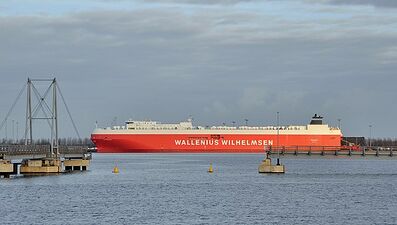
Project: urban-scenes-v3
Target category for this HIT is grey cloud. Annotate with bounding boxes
[142,0,260,5]
[322,0,397,8]
[0,7,397,138]
[97,0,397,8]
[94,0,264,5]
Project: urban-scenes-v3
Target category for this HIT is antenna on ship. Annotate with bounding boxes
[111,117,117,127]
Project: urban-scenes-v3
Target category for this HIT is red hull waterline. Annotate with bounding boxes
[91,134,342,153]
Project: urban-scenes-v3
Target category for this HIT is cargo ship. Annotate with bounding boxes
[91,114,342,153]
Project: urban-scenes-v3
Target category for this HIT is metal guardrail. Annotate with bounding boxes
[267,146,397,152]
[0,145,89,155]
[268,146,345,152]
[267,145,397,157]
[58,146,90,154]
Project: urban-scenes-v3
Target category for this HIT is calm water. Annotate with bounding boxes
[1,154,397,225]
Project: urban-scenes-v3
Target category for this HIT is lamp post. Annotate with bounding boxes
[369,125,372,147]
[337,118,341,130]
[5,118,7,141]
[244,119,248,126]
[16,121,19,144]
[12,119,14,144]
[277,112,280,148]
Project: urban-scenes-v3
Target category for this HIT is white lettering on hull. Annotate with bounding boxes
[174,139,273,146]
[174,139,220,146]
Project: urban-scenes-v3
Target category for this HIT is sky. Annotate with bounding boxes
[0,0,396,139]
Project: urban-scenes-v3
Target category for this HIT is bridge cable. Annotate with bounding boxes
[0,83,27,132]
[57,83,81,140]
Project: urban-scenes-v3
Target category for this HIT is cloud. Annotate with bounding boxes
[142,0,260,4]
[0,3,397,137]
[377,46,397,64]
[141,0,397,8]
[319,0,397,8]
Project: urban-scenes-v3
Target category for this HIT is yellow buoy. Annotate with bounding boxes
[112,166,119,174]
[208,163,213,173]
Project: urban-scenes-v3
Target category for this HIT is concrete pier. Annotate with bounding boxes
[0,145,91,177]
[64,159,90,171]
[258,158,285,173]
[0,160,15,178]
[20,159,62,174]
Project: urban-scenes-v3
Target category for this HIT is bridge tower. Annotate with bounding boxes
[24,78,59,156]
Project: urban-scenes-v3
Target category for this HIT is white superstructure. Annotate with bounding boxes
[96,116,342,136]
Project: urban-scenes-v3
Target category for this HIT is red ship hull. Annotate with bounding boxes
[91,133,342,153]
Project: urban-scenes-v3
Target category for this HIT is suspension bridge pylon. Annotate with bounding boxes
[24,78,59,156]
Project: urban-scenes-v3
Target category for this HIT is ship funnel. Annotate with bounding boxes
[310,114,323,125]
